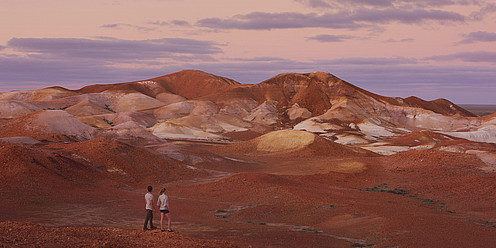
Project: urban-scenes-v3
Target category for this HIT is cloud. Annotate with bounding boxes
[296,0,485,9]
[225,57,290,62]
[426,51,496,63]
[7,37,223,62]
[384,38,415,43]
[197,12,365,30]
[101,23,155,32]
[171,20,190,26]
[0,55,162,85]
[0,37,223,89]
[470,3,496,20]
[197,8,465,30]
[148,20,190,26]
[0,45,5,50]
[296,0,394,8]
[404,0,485,8]
[101,24,124,28]
[168,54,217,62]
[294,0,332,8]
[334,64,496,104]
[320,57,418,65]
[148,21,169,26]
[351,8,465,24]
[295,0,496,25]
[307,34,356,42]
[456,31,496,44]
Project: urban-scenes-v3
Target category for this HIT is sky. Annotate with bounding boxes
[1,0,496,104]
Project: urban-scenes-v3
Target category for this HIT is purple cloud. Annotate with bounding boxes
[0,55,162,85]
[352,8,465,24]
[148,21,169,26]
[307,34,356,42]
[297,0,485,8]
[320,57,418,65]
[197,12,366,30]
[197,9,465,30]
[426,51,496,63]
[403,0,484,7]
[456,31,496,44]
[384,38,415,43]
[148,20,190,26]
[171,20,190,26]
[226,57,290,62]
[0,36,222,91]
[470,3,496,20]
[294,0,332,8]
[101,24,121,28]
[101,23,155,31]
[295,0,394,8]
[7,37,223,61]
[356,0,395,7]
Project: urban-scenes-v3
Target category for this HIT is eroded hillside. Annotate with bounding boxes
[1,70,495,247]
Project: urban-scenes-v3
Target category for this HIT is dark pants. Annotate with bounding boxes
[144,209,154,229]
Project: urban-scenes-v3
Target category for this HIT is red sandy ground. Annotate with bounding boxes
[1,139,496,247]
[0,221,235,248]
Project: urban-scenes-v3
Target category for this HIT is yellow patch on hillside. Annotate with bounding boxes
[255,130,315,152]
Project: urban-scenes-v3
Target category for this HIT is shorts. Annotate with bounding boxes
[160,209,170,214]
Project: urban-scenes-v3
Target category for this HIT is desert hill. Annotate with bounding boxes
[2,69,496,247]
[0,110,95,142]
[209,130,379,175]
[200,71,480,143]
[215,129,373,157]
[79,70,240,99]
[0,86,77,102]
[0,100,40,118]
[0,70,489,145]
[403,96,475,117]
[0,137,202,195]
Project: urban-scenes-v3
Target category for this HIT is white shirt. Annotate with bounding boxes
[157,194,169,210]
[145,193,154,210]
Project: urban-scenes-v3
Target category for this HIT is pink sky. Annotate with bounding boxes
[1,0,496,104]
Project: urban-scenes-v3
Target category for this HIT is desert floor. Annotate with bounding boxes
[1,138,495,248]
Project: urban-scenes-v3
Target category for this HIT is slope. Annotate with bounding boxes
[78,70,240,100]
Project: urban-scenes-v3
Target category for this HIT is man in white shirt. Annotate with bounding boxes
[143,186,157,231]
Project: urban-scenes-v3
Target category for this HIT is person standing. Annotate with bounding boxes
[143,186,157,231]
[157,188,173,232]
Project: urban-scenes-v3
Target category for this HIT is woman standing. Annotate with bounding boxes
[157,188,172,232]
